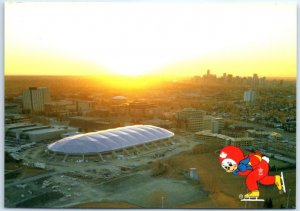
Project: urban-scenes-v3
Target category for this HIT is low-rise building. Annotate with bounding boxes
[128,100,157,118]
[247,129,270,139]
[221,129,247,138]
[195,130,254,147]
[21,127,69,142]
[5,123,78,142]
[195,130,234,146]
[6,124,49,140]
[68,116,110,132]
[44,100,76,117]
[5,114,30,124]
[176,108,208,132]
[231,137,255,147]
[5,103,22,114]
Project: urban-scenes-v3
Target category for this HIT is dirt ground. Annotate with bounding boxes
[155,143,296,209]
[149,143,246,208]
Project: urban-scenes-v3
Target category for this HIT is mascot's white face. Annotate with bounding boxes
[221,158,238,173]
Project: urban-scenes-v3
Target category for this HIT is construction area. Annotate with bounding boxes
[5,130,211,208]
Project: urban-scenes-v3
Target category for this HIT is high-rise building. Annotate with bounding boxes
[211,117,224,133]
[243,90,256,102]
[22,87,50,113]
[253,73,259,86]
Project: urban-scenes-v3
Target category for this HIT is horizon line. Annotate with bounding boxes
[4,74,297,79]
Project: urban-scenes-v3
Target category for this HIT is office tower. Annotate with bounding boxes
[243,90,256,102]
[22,87,50,113]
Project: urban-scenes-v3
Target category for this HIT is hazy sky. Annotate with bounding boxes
[5,1,297,77]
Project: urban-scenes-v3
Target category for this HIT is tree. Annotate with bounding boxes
[263,198,273,208]
[268,198,273,208]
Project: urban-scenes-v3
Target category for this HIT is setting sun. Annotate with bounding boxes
[5,2,296,78]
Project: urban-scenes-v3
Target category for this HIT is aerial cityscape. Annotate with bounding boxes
[5,72,296,208]
[4,1,296,209]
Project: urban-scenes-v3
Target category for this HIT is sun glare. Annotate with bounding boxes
[4,2,296,78]
[110,69,150,76]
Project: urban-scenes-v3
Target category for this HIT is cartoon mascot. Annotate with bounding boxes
[219,145,283,198]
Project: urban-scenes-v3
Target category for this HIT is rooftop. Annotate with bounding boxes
[195,130,235,141]
[24,127,67,135]
[48,125,174,154]
[5,123,36,131]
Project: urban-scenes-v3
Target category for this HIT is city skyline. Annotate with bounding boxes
[5,1,296,78]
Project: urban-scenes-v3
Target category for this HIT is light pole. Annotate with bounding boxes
[286,188,291,208]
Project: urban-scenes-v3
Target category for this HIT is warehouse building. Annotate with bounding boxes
[21,127,71,142]
[5,123,78,143]
[47,125,175,162]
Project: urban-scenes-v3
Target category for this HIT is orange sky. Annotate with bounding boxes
[5,2,297,78]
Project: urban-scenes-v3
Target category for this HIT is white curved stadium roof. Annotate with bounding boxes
[47,125,174,154]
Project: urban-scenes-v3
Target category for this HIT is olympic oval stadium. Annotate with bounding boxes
[47,125,175,161]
